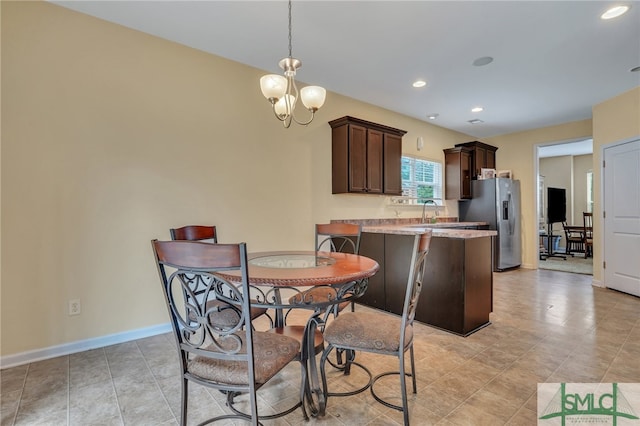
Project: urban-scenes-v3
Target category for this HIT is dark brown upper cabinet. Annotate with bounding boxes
[444,147,472,200]
[454,141,498,179]
[330,116,406,195]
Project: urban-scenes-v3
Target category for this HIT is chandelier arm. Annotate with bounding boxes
[270,106,287,122]
[291,110,316,126]
[288,76,313,125]
[287,75,299,112]
[287,75,314,126]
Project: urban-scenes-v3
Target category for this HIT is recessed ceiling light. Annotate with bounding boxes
[427,113,439,120]
[468,119,484,124]
[472,56,494,67]
[471,106,484,113]
[413,80,427,88]
[631,66,640,72]
[601,5,630,19]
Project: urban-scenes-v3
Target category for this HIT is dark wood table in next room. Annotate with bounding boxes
[216,250,379,418]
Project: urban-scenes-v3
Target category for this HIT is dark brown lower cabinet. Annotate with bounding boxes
[358,232,493,336]
[357,232,386,310]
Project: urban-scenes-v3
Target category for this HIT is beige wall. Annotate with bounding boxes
[0,2,472,357]
[592,87,640,284]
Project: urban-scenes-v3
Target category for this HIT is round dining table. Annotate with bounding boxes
[218,250,379,321]
[234,250,378,284]
[216,250,379,418]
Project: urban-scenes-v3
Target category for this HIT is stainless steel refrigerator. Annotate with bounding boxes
[458,178,521,271]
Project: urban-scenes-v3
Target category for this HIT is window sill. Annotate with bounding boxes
[388,197,443,207]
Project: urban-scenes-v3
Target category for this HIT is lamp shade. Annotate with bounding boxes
[274,94,296,117]
[260,74,287,100]
[300,86,326,110]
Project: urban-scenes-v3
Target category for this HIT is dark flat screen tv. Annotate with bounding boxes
[547,187,566,224]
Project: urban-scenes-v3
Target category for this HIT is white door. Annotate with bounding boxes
[603,138,640,296]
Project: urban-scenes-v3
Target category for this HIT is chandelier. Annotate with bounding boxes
[259,0,326,128]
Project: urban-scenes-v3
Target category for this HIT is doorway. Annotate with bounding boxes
[536,139,593,275]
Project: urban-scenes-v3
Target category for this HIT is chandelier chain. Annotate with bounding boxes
[287,0,293,58]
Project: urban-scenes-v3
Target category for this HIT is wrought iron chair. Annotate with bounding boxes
[151,240,305,425]
[583,212,593,258]
[289,223,362,317]
[562,222,584,256]
[315,223,361,254]
[170,225,268,323]
[170,225,218,243]
[319,231,432,426]
[285,223,361,369]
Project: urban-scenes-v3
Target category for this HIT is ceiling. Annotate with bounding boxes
[52,1,640,139]
[538,139,593,158]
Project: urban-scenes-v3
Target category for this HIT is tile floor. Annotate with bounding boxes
[2,268,640,425]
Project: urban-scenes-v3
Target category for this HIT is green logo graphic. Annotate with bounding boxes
[539,383,639,425]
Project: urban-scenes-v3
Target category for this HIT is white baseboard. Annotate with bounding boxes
[592,278,604,288]
[0,323,171,369]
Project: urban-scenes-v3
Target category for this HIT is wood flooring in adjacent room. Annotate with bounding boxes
[1,268,639,425]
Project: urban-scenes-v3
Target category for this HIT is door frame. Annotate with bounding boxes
[533,138,593,270]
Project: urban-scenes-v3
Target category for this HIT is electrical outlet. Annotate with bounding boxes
[68,299,81,316]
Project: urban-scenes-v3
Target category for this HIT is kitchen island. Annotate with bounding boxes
[333,219,496,336]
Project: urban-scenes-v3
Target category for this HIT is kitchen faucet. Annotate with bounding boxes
[421,199,437,223]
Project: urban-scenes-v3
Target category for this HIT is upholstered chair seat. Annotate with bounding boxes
[289,286,352,312]
[188,331,299,385]
[323,311,412,353]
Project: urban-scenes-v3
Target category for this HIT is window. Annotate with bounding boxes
[401,156,443,204]
[586,171,594,213]
[538,174,545,230]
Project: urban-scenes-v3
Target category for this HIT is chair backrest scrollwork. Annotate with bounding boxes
[315,223,361,254]
[152,240,254,365]
[403,232,432,329]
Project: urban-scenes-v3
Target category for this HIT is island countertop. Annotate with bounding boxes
[362,225,496,239]
[331,219,496,239]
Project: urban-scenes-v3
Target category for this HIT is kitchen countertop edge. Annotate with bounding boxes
[361,225,496,239]
[330,219,496,239]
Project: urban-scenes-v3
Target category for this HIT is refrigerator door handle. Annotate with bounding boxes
[507,193,514,235]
